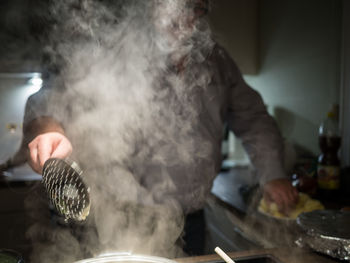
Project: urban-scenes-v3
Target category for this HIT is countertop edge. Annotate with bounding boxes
[175,247,338,263]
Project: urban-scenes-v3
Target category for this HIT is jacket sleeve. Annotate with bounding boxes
[23,89,52,127]
[3,88,66,168]
[224,55,286,185]
[22,88,66,142]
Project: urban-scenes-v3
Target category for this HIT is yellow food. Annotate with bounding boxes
[258,193,324,219]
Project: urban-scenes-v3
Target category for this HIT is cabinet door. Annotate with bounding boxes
[341,0,350,167]
[0,185,37,258]
[208,0,259,75]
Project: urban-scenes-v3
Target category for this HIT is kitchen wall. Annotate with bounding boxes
[0,74,41,161]
[209,0,259,75]
[244,0,342,156]
[341,1,350,167]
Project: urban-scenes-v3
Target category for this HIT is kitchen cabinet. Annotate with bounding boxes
[204,198,259,253]
[0,0,42,72]
[0,181,40,259]
[341,0,350,167]
[208,0,259,75]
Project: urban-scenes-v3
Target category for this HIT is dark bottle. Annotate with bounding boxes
[317,110,341,199]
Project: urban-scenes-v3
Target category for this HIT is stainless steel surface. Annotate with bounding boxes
[1,164,41,182]
[211,168,258,213]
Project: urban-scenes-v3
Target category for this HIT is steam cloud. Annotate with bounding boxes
[25,0,216,262]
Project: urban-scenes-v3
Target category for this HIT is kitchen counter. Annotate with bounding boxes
[0,163,41,185]
[177,247,340,263]
[205,168,349,261]
[205,194,301,250]
[0,164,41,259]
[207,168,301,249]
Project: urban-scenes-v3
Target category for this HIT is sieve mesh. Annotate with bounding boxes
[42,158,90,221]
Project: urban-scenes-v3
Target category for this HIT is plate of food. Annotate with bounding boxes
[258,192,324,220]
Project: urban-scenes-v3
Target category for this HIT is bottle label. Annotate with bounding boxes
[317,165,340,190]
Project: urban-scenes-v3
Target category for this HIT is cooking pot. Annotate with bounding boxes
[0,249,24,263]
[74,253,178,263]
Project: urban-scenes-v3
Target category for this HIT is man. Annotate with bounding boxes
[21,0,297,257]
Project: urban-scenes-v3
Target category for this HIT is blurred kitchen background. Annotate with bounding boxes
[0,0,348,164]
[0,0,349,261]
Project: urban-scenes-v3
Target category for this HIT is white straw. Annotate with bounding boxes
[214,247,236,263]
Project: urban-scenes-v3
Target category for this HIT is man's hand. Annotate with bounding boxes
[28,132,73,174]
[263,178,298,215]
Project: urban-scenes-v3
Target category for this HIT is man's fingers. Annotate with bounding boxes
[281,188,298,214]
[27,132,73,174]
[28,141,41,173]
[37,136,53,168]
[51,138,72,159]
[28,141,38,165]
[263,178,300,215]
[28,152,42,174]
[284,186,298,209]
[269,189,292,215]
[276,192,289,214]
[292,187,299,202]
[263,192,273,204]
[288,188,298,205]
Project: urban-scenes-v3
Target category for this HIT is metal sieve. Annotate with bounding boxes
[42,158,90,222]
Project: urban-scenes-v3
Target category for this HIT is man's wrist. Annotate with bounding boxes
[23,116,65,144]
